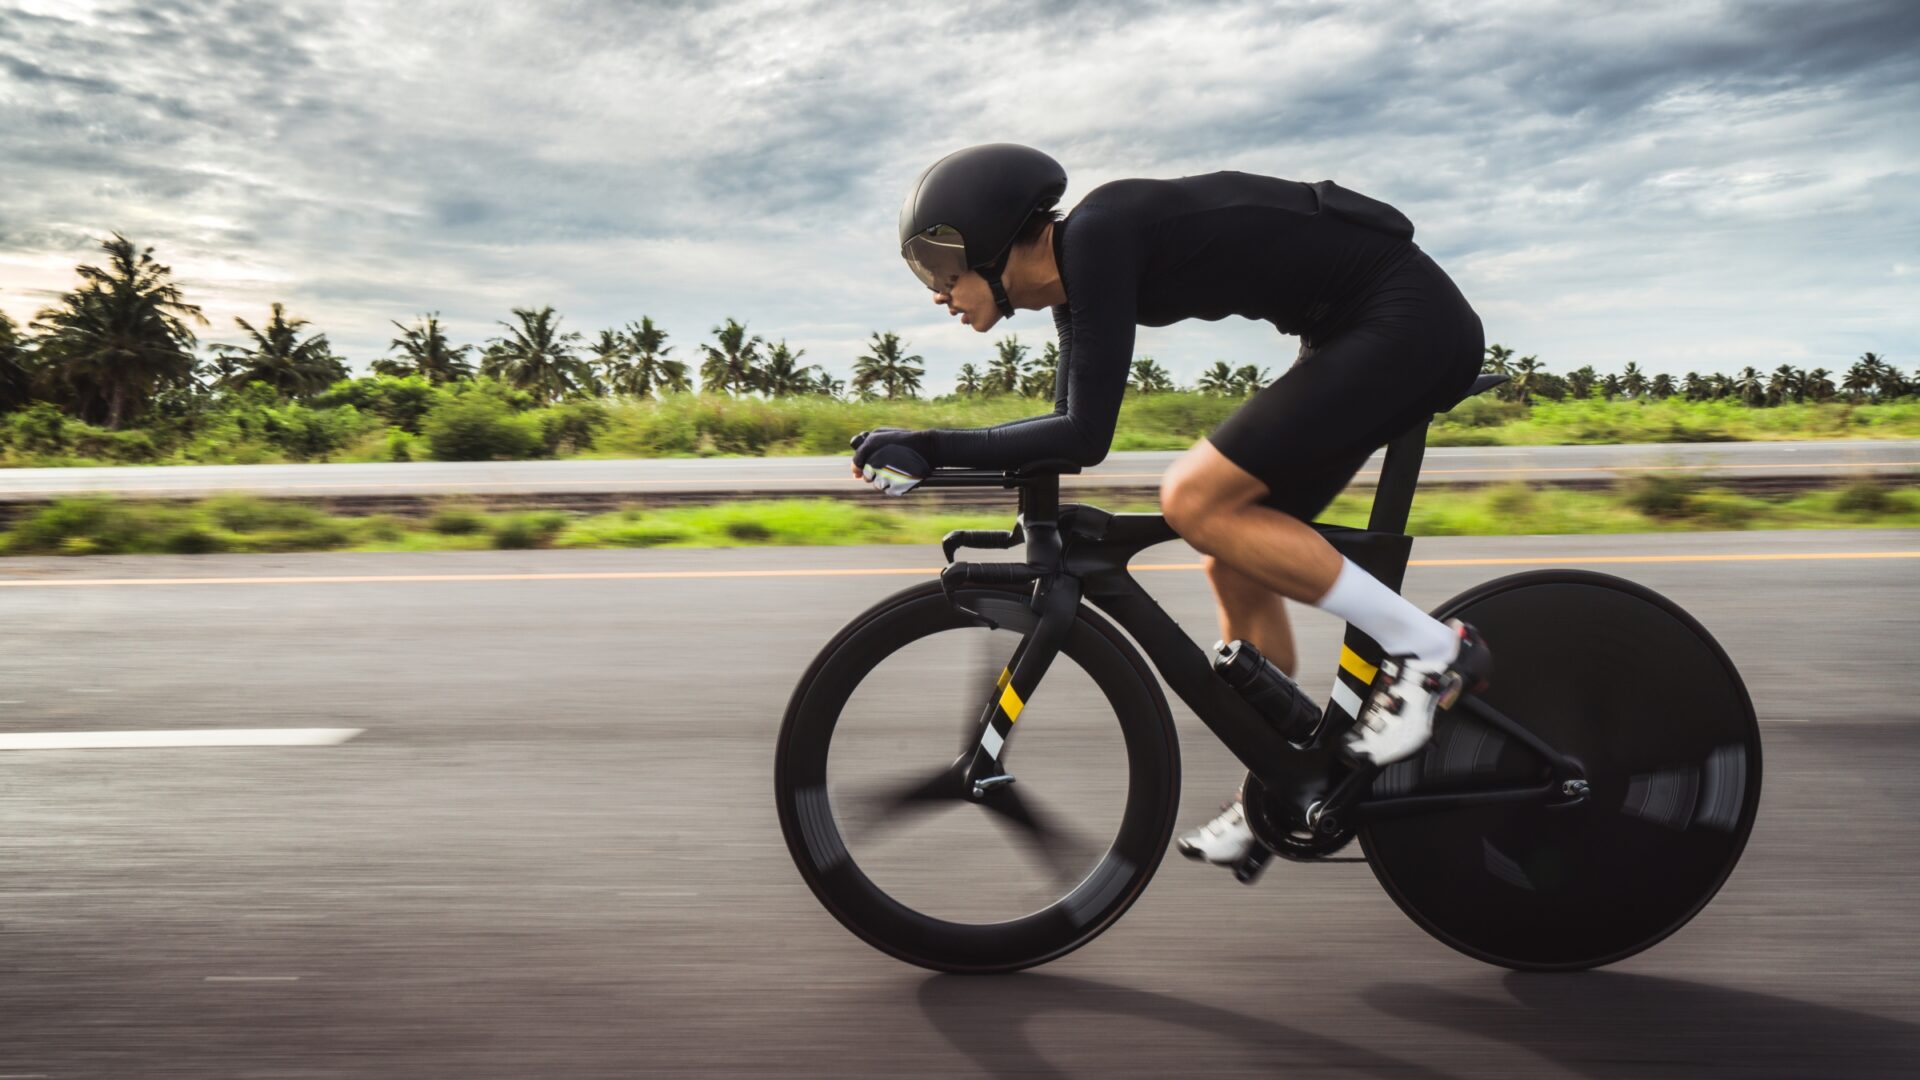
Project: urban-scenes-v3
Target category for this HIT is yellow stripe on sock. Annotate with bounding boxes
[1339,645,1378,685]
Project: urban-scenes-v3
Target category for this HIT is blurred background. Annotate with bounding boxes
[0,1,1916,1076]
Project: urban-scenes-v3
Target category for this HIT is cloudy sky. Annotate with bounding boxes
[1,0,1915,389]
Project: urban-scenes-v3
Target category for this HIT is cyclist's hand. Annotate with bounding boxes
[849,429,933,496]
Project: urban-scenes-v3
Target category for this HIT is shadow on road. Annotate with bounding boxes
[1365,972,1920,1079]
[918,972,1452,1079]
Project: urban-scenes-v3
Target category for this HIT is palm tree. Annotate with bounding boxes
[481,305,591,404]
[757,340,820,396]
[1483,343,1515,375]
[584,328,630,396]
[1649,373,1675,400]
[852,332,924,400]
[698,318,764,395]
[1681,371,1709,401]
[1708,373,1735,400]
[212,303,349,399]
[1567,365,1598,400]
[1766,364,1798,405]
[954,363,987,397]
[614,317,689,397]
[29,233,205,429]
[1865,352,1905,398]
[1020,341,1060,398]
[1842,357,1877,401]
[1509,354,1546,404]
[0,309,32,412]
[1230,364,1271,397]
[1620,362,1648,399]
[988,335,1027,395]
[1804,367,1835,401]
[376,313,473,383]
[1734,366,1764,406]
[812,371,846,398]
[1129,356,1175,394]
[1196,361,1236,396]
[1601,373,1622,399]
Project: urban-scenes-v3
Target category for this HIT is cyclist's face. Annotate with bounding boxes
[932,269,999,333]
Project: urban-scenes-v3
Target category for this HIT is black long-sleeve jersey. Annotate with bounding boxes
[923,171,1417,470]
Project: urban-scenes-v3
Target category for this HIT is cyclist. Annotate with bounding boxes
[855,144,1491,870]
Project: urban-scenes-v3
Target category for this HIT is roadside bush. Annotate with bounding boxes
[72,427,161,462]
[4,498,153,555]
[316,375,438,433]
[421,393,539,460]
[261,401,364,460]
[158,524,228,554]
[1486,483,1538,517]
[205,494,327,533]
[384,428,419,462]
[1621,474,1697,519]
[4,402,71,455]
[428,505,487,535]
[1835,479,1891,515]
[531,400,610,456]
[490,511,567,549]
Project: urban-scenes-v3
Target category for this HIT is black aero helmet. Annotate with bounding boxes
[899,143,1066,316]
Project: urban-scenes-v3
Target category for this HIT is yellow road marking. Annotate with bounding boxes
[999,683,1025,724]
[0,550,1914,589]
[1338,645,1379,684]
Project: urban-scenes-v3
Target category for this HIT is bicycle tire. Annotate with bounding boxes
[775,580,1180,973]
[1359,570,1762,971]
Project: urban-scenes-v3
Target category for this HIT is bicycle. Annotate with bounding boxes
[774,374,1761,973]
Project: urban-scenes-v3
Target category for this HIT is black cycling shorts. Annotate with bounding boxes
[1207,248,1483,520]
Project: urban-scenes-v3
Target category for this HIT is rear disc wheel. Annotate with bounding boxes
[1359,570,1762,970]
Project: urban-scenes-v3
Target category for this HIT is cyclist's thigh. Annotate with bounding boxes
[1208,267,1481,520]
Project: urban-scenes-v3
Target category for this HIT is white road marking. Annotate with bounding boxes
[203,975,300,983]
[0,728,362,751]
[68,688,115,694]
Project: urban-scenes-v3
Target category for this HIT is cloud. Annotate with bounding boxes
[0,0,1915,390]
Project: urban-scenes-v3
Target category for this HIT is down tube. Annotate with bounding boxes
[1087,575,1337,812]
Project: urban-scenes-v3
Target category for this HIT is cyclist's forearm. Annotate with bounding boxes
[928,413,1107,469]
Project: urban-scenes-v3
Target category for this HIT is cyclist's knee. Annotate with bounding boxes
[1159,467,1216,545]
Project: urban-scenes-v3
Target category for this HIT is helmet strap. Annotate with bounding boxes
[986,272,1015,319]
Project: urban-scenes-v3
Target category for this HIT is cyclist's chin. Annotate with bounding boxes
[963,309,1000,333]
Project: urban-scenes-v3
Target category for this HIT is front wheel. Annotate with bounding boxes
[775,581,1180,973]
[1360,570,1762,971]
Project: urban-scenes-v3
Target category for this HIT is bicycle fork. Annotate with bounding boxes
[946,567,1083,799]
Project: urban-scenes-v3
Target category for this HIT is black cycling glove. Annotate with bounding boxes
[850,429,935,497]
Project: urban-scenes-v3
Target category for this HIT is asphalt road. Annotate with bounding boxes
[0,439,1915,499]
[1,530,1917,1078]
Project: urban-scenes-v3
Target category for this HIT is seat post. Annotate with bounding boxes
[1366,419,1429,536]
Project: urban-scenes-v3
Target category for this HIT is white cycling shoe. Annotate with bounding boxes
[1342,619,1491,767]
[1175,801,1259,865]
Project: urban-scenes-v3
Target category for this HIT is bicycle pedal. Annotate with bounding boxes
[1230,846,1273,885]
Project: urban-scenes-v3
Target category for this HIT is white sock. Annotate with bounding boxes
[1313,558,1459,663]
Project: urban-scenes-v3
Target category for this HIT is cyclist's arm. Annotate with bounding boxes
[924,209,1137,469]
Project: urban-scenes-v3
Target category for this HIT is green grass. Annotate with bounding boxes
[3,481,1917,557]
[8,389,1918,469]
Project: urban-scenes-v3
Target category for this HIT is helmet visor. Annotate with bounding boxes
[901,225,971,291]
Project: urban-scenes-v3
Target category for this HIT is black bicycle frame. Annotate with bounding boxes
[929,416,1585,832]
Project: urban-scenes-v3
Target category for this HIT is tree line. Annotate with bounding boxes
[1479,344,1912,407]
[1,235,1909,435]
